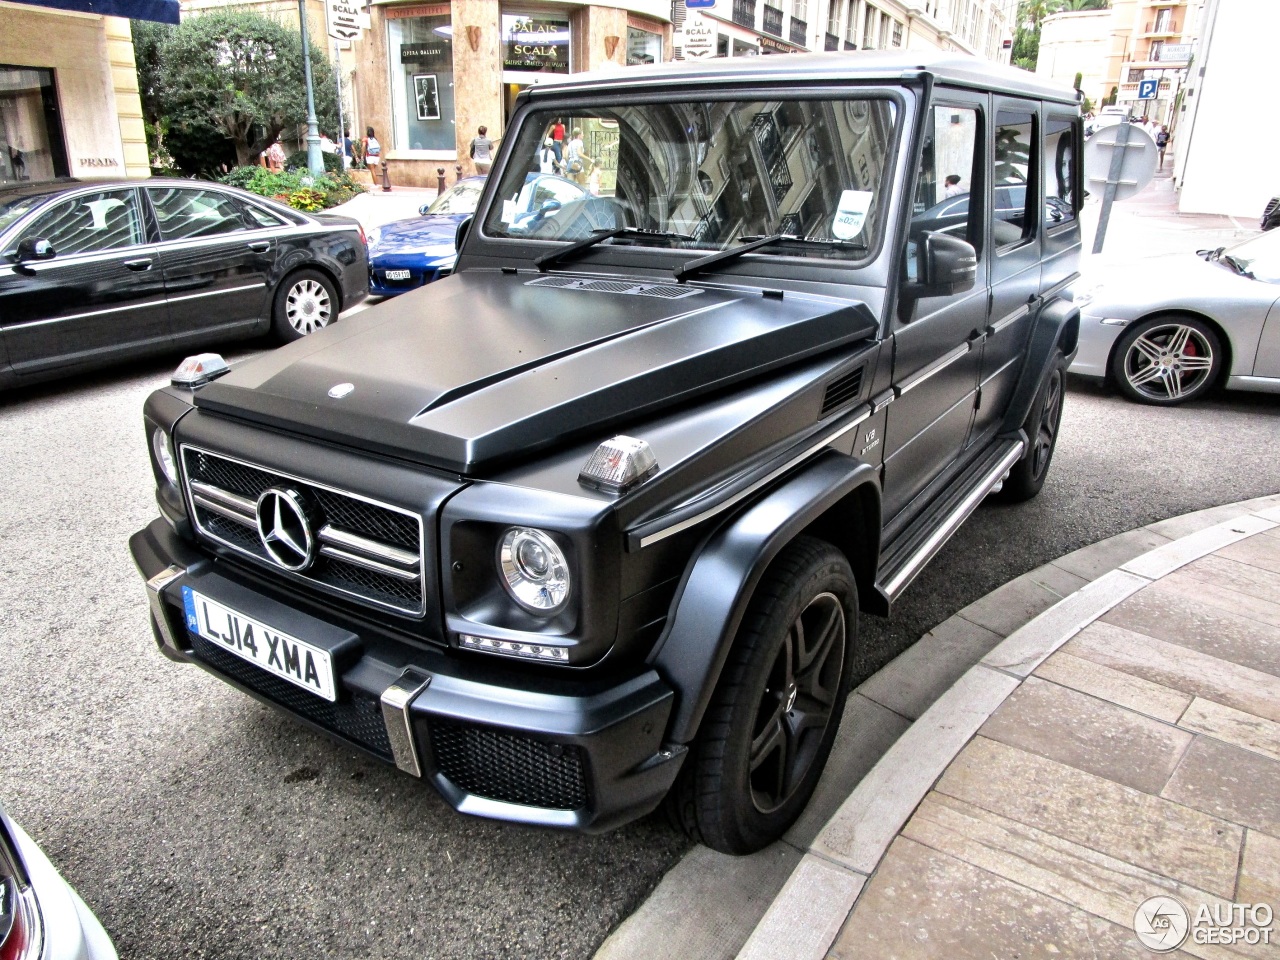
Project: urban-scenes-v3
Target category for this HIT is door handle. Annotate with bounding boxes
[247,240,272,253]
[123,257,153,271]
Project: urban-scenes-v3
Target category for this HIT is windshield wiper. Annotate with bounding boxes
[673,234,868,282]
[534,227,695,272]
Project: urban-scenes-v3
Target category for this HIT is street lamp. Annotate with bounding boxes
[298,0,324,177]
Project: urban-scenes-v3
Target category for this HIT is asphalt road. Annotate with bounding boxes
[0,355,1276,960]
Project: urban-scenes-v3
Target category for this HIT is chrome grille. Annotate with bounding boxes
[182,446,426,617]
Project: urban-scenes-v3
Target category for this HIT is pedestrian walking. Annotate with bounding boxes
[363,126,381,177]
[1155,125,1171,167]
[565,128,593,186]
[263,137,286,173]
[943,174,964,197]
[551,117,566,164]
[470,125,494,175]
[537,137,558,175]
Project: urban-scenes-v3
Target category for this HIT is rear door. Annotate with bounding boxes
[881,93,988,520]
[971,100,1042,443]
[0,186,167,377]
[146,185,276,345]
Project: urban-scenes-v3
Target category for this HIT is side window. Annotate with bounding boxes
[993,109,1035,248]
[148,188,246,241]
[907,103,981,280]
[19,189,144,256]
[1044,117,1077,225]
[242,202,288,229]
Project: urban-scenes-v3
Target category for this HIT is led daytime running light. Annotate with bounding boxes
[459,634,569,662]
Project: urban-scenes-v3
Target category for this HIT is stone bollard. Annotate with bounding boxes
[381,159,391,193]
[455,164,463,184]
[436,167,446,194]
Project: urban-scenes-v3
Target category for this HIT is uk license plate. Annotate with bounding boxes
[383,269,412,281]
[181,587,337,701]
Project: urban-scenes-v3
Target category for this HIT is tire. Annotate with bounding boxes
[667,536,857,854]
[272,269,338,343]
[1108,314,1222,406]
[998,350,1067,503]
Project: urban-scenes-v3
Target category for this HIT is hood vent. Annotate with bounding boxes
[820,366,865,417]
[526,276,703,299]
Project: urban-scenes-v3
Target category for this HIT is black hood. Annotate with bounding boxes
[194,270,877,473]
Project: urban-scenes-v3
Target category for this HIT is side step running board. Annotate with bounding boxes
[875,438,1025,605]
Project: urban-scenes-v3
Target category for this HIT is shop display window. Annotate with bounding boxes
[0,65,68,184]
[626,27,662,66]
[387,15,456,151]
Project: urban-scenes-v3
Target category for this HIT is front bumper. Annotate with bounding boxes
[368,262,451,297]
[130,518,682,833]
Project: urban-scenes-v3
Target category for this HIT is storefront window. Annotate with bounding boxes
[386,15,456,151]
[502,12,570,74]
[626,27,662,66]
[0,65,68,184]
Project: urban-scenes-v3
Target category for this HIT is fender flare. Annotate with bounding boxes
[648,451,880,745]
[1003,295,1079,432]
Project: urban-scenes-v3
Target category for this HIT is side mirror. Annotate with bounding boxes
[15,237,55,263]
[454,215,473,253]
[538,199,563,217]
[903,231,977,301]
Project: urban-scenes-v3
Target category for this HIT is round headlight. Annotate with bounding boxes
[152,428,178,487]
[498,527,570,614]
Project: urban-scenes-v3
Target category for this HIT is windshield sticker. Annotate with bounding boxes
[500,199,517,224]
[832,190,873,240]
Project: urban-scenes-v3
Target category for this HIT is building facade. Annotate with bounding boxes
[346,0,1017,186]
[1036,9,1110,109]
[1,1,152,184]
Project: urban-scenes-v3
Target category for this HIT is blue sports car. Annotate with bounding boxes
[367,174,586,296]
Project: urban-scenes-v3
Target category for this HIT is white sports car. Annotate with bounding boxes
[1071,230,1280,404]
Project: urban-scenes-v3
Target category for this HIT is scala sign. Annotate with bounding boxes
[326,0,369,42]
[681,11,716,59]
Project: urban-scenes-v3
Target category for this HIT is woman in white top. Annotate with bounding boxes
[538,138,558,175]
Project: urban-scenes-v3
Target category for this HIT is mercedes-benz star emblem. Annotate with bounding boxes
[328,382,355,399]
[255,487,317,571]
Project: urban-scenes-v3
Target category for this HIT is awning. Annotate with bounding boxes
[7,0,179,24]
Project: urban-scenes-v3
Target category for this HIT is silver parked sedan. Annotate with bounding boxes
[1,804,116,960]
[1071,230,1280,404]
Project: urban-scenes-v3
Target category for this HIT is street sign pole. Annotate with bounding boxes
[1091,117,1131,255]
[299,0,324,177]
[333,40,346,161]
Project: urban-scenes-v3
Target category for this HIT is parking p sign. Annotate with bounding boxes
[1137,79,1159,100]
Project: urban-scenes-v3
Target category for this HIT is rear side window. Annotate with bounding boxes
[907,103,982,275]
[993,109,1036,248]
[1044,117,1077,225]
[148,187,246,240]
[243,202,288,228]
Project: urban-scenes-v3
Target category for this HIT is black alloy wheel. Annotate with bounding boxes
[667,536,856,854]
[997,349,1067,503]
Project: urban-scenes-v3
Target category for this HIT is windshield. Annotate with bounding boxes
[1222,228,1280,283]
[483,97,899,263]
[427,180,485,216]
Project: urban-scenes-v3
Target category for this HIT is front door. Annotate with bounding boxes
[0,186,168,377]
[881,94,988,521]
[146,186,275,344]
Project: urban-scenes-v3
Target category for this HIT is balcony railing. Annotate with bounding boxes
[790,17,807,45]
[763,5,784,36]
[1143,20,1179,35]
[825,31,840,50]
[732,0,756,28]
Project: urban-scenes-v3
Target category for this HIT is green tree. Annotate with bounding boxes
[157,10,337,169]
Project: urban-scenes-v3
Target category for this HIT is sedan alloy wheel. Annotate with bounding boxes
[1112,316,1221,405]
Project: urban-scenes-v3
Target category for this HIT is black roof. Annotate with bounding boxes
[524,51,1078,106]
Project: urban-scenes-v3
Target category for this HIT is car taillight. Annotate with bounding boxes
[0,830,39,960]
[358,224,368,247]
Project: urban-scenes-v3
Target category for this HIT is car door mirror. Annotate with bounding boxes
[15,237,56,263]
[454,215,473,253]
[538,199,563,217]
[902,231,977,302]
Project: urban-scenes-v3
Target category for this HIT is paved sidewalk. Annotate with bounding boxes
[328,184,439,230]
[738,496,1280,960]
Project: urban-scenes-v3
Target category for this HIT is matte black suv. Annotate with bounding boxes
[131,53,1082,854]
